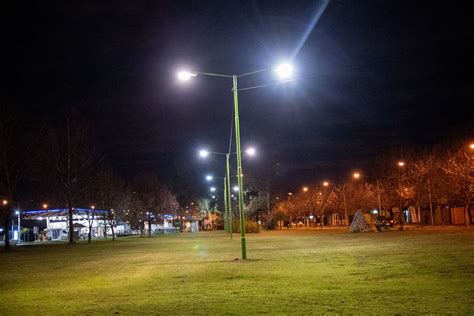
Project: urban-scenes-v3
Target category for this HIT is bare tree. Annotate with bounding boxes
[132,174,178,237]
[0,107,35,250]
[50,107,96,244]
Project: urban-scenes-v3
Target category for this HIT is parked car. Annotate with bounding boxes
[375,216,394,232]
[291,221,304,228]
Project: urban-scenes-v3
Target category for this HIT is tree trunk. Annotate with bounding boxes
[87,211,93,243]
[428,179,434,226]
[3,207,11,251]
[465,203,471,227]
[147,218,152,238]
[111,223,115,241]
[68,201,75,244]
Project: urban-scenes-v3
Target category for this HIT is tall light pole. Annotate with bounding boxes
[226,153,232,238]
[206,174,230,234]
[201,148,256,240]
[465,143,474,226]
[397,161,405,229]
[15,210,20,241]
[180,64,293,259]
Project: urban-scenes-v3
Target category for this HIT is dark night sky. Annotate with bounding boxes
[4,1,474,197]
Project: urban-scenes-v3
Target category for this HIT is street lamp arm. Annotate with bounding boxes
[237,67,274,78]
[235,79,294,92]
[208,151,227,156]
[197,71,233,78]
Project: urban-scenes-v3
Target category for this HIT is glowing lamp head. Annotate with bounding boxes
[91,205,95,210]
[398,161,405,167]
[303,187,308,192]
[199,150,210,158]
[177,71,196,81]
[469,143,474,150]
[2,200,8,205]
[205,175,213,181]
[274,63,294,79]
[233,186,239,192]
[245,147,256,156]
[43,204,48,209]
[323,181,329,187]
[353,172,360,179]
[210,187,216,192]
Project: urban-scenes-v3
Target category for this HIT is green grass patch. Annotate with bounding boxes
[1,228,473,315]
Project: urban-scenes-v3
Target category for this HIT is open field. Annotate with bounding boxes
[1,228,473,315]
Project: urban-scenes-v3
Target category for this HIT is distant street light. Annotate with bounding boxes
[233,186,239,192]
[91,205,95,210]
[323,181,329,187]
[303,187,308,192]
[210,187,216,192]
[469,143,474,150]
[397,162,406,229]
[198,147,257,239]
[15,210,20,241]
[2,200,8,205]
[42,203,48,209]
[353,172,360,179]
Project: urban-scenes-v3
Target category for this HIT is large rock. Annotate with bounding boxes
[350,210,371,233]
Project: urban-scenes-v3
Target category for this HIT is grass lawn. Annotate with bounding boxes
[1,228,473,315]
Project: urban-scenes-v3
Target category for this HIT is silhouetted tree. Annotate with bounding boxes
[49,107,96,244]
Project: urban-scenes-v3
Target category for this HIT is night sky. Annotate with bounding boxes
[5,1,473,196]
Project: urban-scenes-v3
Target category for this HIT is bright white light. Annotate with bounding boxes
[15,211,19,215]
[210,187,216,192]
[274,63,293,79]
[206,175,213,181]
[177,71,196,81]
[233,186,239,192]
[199,150,209,158]
[245,147,256,156]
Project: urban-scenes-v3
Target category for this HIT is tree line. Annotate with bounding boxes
[244,142,473,229]
[0,106,179,250]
